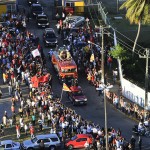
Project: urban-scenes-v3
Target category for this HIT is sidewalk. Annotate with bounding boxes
[105,68,149,123]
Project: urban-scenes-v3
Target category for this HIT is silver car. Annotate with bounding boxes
[22,134,61,150]
[0,140,20,150]
[63,16,85,28]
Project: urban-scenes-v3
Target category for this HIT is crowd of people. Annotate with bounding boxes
[0,9,149,150]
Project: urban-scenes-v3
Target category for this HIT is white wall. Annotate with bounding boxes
[122,78,150,110]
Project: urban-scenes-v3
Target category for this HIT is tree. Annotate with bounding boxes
[109,44,128,61]
[120,0,150,55]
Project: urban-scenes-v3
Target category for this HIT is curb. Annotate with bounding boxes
[108,101,139,123]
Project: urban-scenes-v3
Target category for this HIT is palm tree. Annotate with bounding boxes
[120,0,150,55]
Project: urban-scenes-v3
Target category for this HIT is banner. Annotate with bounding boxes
[31,48,41,58]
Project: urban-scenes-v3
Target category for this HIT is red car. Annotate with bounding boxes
[65,134,93,149]
[67,86,87,106]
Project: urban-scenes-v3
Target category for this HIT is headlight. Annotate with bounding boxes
[46,23,49,25]
[33,13,36,15]
[46,41,49,43]
[38,23,41,25]
[84,98,87,101]
[55,40,58,43]
[75,99,80,102]
[29,2,31,3]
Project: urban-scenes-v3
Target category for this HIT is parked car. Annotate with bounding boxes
[67,86,87,105]
[36,14,49,28]
[63,16,85,28]
[27,0,39,6]
[65,134,93,149]
[31,4,43,17]
[21,134,61,150]
[0,140,21,150]
[43,28,58,47]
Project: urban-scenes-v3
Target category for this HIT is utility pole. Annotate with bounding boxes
[100,26,110,84]
[101,26,105,83]
[139,48,150,109]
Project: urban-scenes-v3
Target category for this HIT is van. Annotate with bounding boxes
[63,16,85,28]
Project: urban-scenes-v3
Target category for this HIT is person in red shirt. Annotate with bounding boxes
[30,125,35,139]
[16,124,20,139]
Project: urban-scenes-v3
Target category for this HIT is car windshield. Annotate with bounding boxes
[32,6,42,11]
[38,16,48,20]
[38,19,48,23]
[68,20,75,23]
[71,135,77,141]
[46,33,56,38]
[31,137,38,143]
[73,90,83,96]
[61,68,76,73]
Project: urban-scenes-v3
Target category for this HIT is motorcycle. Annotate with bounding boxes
[132,124,150,137]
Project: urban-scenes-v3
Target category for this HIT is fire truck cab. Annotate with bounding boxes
[51,47,78,83]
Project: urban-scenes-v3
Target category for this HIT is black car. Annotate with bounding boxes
[27,0,39,6]
[36,14,49,28]
[43,28,58,47]
[31,4,43,17]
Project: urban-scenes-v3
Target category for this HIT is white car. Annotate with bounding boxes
[22,134,61,150]
[0,140,21,150]
[63,16,85,28]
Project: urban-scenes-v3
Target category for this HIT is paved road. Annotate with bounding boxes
[0,0,149,149]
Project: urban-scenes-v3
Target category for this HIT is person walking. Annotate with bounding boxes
[30,125,35,139]
[138,136,142,150]
[39,140,45,150]
[16,124,20,139]
[24,123,28,136]
[130,135,136,150]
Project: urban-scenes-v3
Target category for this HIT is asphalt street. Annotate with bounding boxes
[0,0,149,149]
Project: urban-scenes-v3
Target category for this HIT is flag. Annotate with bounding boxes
[31,75,39,88]
[90,53,95,62]
[114,29,117,46]
[62,83,71,92]
[38,74,50,83]
[31,48,41,58]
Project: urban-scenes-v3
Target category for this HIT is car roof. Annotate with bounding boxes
[67,16,84,19]
[70,86,82,92]
[45,28,54,32]
[36,134,58,139]
[76,134,92,138]
[1,140,13,145]
[37,14,47,17]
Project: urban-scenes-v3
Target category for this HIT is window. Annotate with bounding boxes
[50,138,58,142]
[7,4,16,13]
[37,140,42,144]
[43,139,50,143]
[76,138,82,142]
[81,138,87,141]
[6,144,12,148]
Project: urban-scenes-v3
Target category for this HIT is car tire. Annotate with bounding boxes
[49,146,56,150]
[68,145,73,150]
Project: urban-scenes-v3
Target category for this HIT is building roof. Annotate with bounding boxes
[0,0,16,4]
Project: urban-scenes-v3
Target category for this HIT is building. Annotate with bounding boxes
[0,0,17,16]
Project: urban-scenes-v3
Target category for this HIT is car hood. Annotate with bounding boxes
[33,11,43,14]
[45,38,57,42]
[23,140,33,147]
[73,95,87,100]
